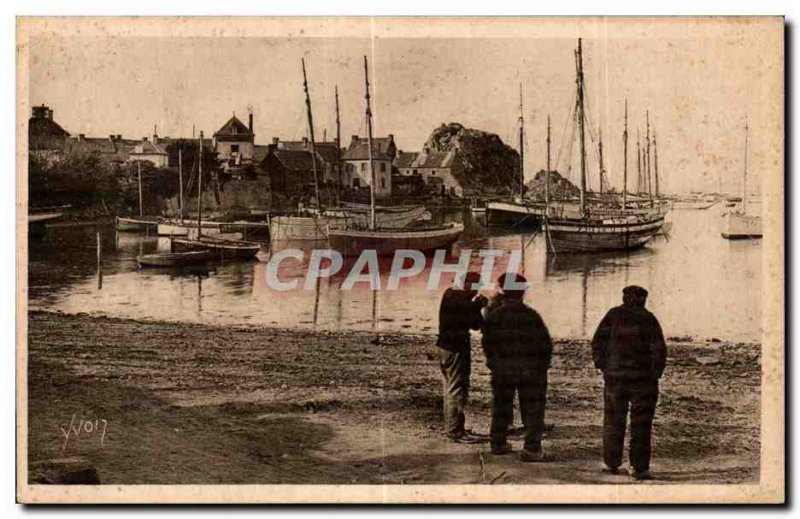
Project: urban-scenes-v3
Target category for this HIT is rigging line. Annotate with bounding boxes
[553,92,577,170]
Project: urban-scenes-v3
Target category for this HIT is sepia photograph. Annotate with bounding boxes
[15,15,784,504]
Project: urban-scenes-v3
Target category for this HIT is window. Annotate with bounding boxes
[352,178,360,188]
[231,144,240,153]
[380,162,386,172]
[381,178,386,188]
[361,163,366,172]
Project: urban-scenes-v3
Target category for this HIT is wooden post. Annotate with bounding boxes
[137,161,143,218]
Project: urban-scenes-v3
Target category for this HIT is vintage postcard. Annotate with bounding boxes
[16,16,784,504]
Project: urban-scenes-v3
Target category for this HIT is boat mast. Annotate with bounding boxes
[302,58,321,211]
[576,38,587,215]
[364,56,376,231]
[644,110,653,207]
[743,120,749,213]
[335,85,341,205]
[518,83,525,198]
[598,127,605,196]
[636,130,642,195]
[545,114,551,207]
[653,127,660,199]
[197,131,203,237]
[623,99,628,210]
[178,149,184,220]
[137,161,143,219]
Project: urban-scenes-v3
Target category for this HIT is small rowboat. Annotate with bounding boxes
[171,235,262,260]
[137,250,215,268]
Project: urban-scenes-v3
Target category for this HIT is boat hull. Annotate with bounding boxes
[137,251,215,268]
[116,216,158,232]
[721,211,762,239]
[545,216,665,253]
[486,201,545,228]
[327,224,464,256]
[270,206,427,241]
[171,236,262,260]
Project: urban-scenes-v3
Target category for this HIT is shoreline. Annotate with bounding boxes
[25,309,762,346]
[26,310,761,485]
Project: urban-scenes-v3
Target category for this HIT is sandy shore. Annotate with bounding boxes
[26,310,760,485]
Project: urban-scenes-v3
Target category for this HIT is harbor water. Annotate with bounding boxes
[28,204,762,342]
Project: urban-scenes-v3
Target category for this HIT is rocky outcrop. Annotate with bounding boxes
[525,169,580,200]
[424,123,521,194]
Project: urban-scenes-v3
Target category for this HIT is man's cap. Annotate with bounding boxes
[497,273,529,295]
[623,285,648,298]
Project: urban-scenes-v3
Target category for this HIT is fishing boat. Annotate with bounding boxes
[137,250,215,268]
[326,56,464,257]
[268,63,426,242]
[116,161,160,232]
[544,39,666,254]
[167,131,263,260]
[722,123,762,239]
[328,222,464,257]
[485,85,546,229]
[158,218,269,239]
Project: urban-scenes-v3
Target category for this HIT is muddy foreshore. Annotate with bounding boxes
[27,310,761,485]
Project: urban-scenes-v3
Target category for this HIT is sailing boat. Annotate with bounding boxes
[116,160,159,232]
[327,56,463,257]
[722,122,762,239]
[486,84,548,228]
[544,39,666,254]
[170,131,262,260]
[269,60,426,242]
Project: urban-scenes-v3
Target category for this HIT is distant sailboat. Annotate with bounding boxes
[327,56,464,256]
[544,39,667,254]
[722,122,762,239]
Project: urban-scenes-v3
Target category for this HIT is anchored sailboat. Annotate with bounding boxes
[544,39,667,254]
[722,122,762,239]
[269,59,426,241]
[327,56,463,257]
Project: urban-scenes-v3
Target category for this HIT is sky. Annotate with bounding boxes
[24,17,783,195]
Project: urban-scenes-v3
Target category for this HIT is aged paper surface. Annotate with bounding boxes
[16,16,784,503]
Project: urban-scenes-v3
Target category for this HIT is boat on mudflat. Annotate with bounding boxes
[328,222,464,257]
[137,250,215,268]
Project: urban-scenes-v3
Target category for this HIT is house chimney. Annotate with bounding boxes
[116,134,122,140]
[142,136,148,142]
[351,135,359,144]
[388,134,394,142]
[272,137,279,145]
[78,133,85,141]
[249,112,254,133]
[302,136,308,148]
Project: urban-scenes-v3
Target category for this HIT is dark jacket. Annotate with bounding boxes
[591,304,667,379]
[481,298,553,378]
[437,288,484,352]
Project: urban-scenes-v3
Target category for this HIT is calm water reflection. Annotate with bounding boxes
[28,204,762,341]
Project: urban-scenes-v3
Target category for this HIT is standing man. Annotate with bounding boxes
[482,273,553,461]
[591,285,667,480]
[437,271,487,443]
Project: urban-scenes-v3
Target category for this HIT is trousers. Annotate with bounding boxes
[439,347,471,437]
[603,375,659,472]
[490,372,548,452]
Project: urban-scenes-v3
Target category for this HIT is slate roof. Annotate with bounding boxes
[342,136,394,161]
[414,150,456,168]
[253,145,271,164]
[214,115,252,137]
[394,151,419,169]
[131,140,168,156]
[275,140,341,165]
[271,149,326,172]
